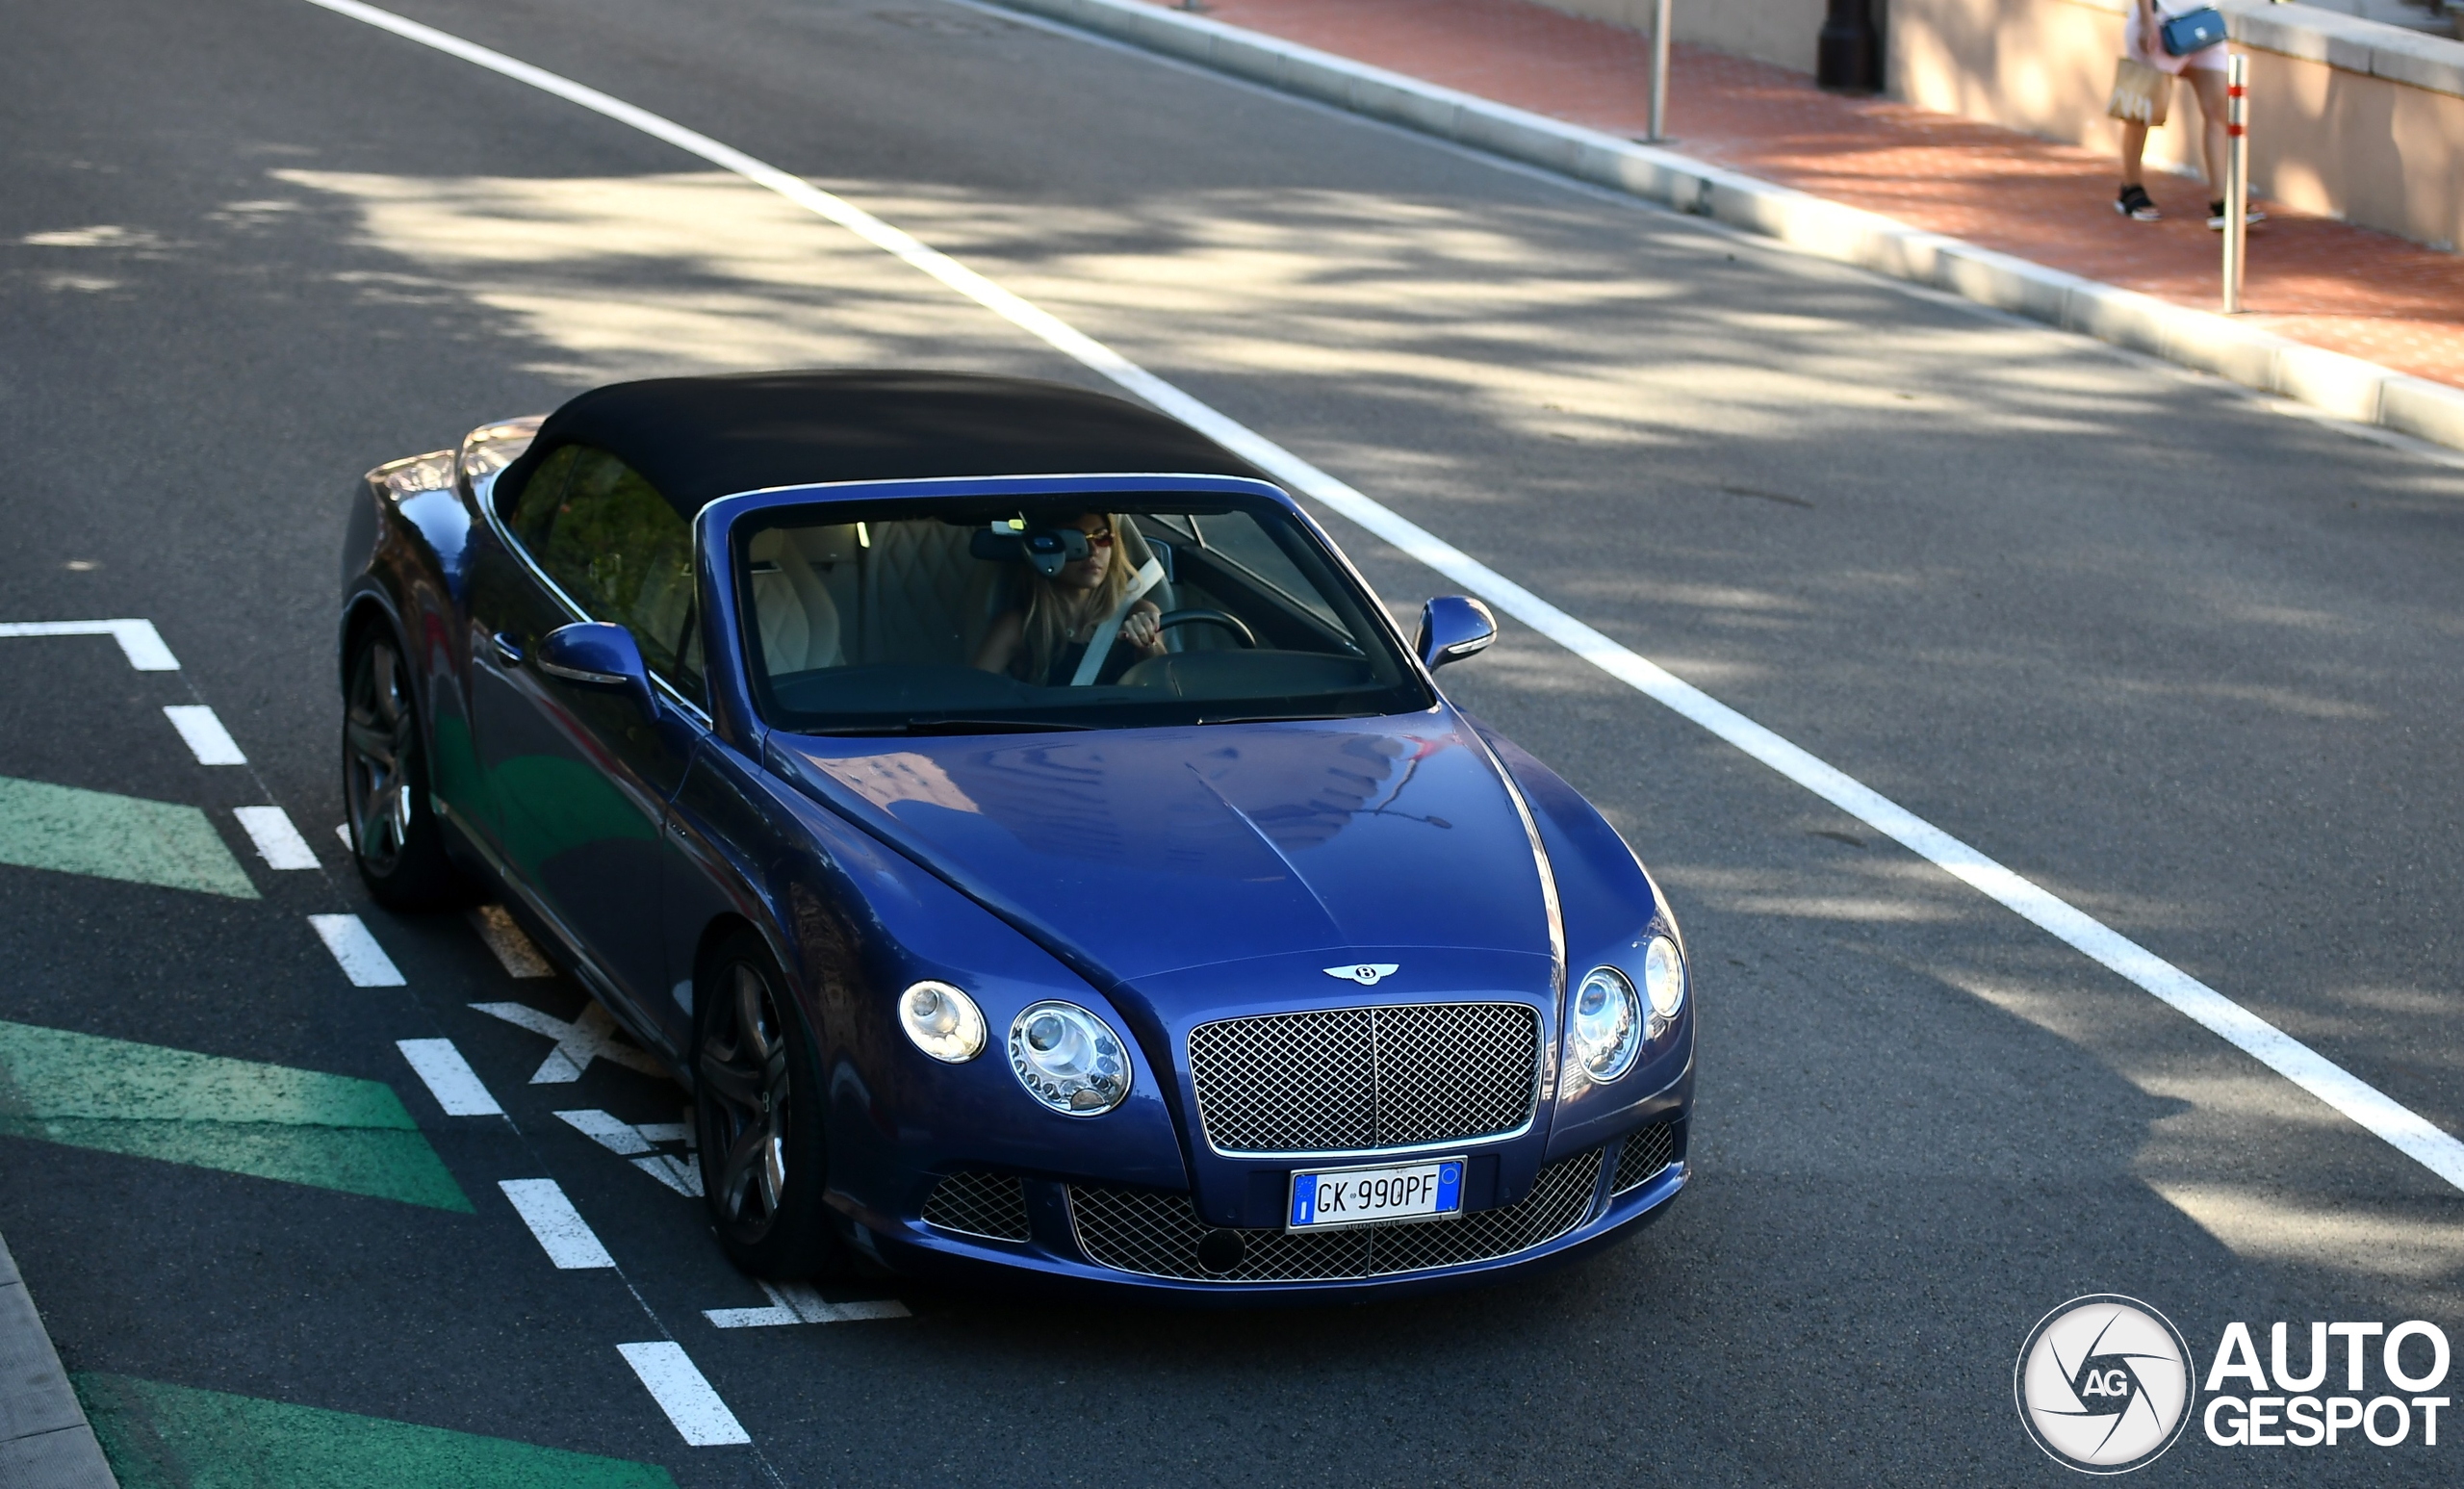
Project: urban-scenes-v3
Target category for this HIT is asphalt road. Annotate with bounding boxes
[3,0,2460,1482]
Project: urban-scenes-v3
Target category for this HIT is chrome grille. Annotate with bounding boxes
[921,1171,1031,1242]
[1068,1148,1604,1283]
[1609,1121,1677,1195]
[1188,1002,1539,1154]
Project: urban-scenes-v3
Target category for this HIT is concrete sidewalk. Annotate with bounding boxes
[0,1231,116,1488]
[990,0,2464,451]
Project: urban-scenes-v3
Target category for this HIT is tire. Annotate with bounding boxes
[695,931,843,1280]
[342,626,463,910]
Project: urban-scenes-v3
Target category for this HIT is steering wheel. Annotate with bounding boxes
[1155,608,1257,648]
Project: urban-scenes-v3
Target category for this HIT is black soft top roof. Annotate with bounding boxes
[496,370,1270,518]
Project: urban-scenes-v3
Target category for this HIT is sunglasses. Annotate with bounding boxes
[1082,527,1115,549]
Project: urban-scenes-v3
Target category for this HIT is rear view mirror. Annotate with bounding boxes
[969,521,1091,578]
[536,622,657,716]
[1416,596,1496,672]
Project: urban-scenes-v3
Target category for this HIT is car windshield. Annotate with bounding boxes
[735,493,1431,733]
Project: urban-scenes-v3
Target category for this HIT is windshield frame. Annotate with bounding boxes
[699,473,1434,738]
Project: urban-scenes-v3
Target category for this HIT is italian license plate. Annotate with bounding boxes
[1287,1157,1465,1231]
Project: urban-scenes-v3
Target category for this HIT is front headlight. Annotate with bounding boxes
[1642,935,1685,1026]
[1008,1001,1132,1115]
[1569,966,1642,1083]
[898,981,986,1063]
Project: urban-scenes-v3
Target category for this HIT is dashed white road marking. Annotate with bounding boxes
[398,1039,503,1116]
[469,904,555,977]
[297,0,2464,1194]
[705,1282,910,1329]
[632,1155,704,1196]
[233,805,318,869]
[0,618,179,670]
[163,705,244,765]
[334,822,352,851]
[308,913,405,987]
[472,999,665,1082]
[556,1107,653,1154]
[617,1341,750,1446]
[558,1109,705,1194]
[500,1178,615,1269]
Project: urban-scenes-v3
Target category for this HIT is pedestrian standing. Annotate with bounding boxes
[2114,0,2264,229]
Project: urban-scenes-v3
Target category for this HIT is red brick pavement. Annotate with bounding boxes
[1147,0,2464,389]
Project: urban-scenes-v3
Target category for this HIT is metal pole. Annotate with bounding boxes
[2222,54,2248,314]
[1648,0,1671,142]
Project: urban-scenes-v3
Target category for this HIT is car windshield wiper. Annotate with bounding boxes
[803,718,1095,736]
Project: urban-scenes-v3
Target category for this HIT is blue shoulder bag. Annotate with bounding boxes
[2159,6,2227,56]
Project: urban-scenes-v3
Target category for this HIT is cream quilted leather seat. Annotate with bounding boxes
[747,528,842,675]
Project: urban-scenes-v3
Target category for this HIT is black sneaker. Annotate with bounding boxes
[2117,184,2160,221]
[2208,200,2267,230]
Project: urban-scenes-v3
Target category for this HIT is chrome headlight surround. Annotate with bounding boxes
[1008,1001,1132,1115]
[1641,934,1685,1039]
[897,980,987,1063]
[1568,965,1643,1084]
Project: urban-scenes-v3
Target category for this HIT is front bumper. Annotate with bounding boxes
[834,1116,1689,1305]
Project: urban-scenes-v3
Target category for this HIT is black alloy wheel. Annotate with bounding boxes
[696,933,839,1278]
[343,629,460,908]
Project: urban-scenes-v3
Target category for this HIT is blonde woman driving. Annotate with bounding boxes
[972,512,1166,686]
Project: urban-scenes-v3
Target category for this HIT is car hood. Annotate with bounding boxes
[770,709,1555,985]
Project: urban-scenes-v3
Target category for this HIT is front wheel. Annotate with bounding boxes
[695,933,841,1279]
[343,628,462,909]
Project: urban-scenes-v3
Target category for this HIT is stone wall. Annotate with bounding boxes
[1537,0,2464,249]
[1530,0,1832,74]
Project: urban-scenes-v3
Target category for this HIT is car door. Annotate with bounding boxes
[466,444,709,1040]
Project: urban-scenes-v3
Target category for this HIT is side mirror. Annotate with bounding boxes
[536,622,657,715]
[1416,596,1497,672]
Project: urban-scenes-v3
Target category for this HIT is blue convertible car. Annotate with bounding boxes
[340,371,1691,1299]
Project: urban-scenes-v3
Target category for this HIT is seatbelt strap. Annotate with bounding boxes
[1068,556,1165,686]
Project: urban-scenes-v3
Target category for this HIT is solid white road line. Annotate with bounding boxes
[616,1341,752,1446]
[500,1178,616,1269]
[470,999,667,1082]
[469,904,556,977]
[162,705,244,765]
[705,1281,911,1329]
[0,619,179,670]
[296,0,2464,1194]
[398,1039,504,1116]
[233,806,319,869]
[307,913,406,987]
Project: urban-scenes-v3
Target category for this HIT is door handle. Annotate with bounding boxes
[491,631,525,667]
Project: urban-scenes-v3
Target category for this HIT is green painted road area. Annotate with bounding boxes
[78,1374,679,1489]
[0,774,257,898]
[0,1019,470,1211]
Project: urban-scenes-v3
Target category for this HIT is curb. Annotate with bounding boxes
[989,0,2464,454]
[0,1232,116,1489]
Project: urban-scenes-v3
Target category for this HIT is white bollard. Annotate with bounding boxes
[2223,53,2248,313]
[1648,0,1673,142]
